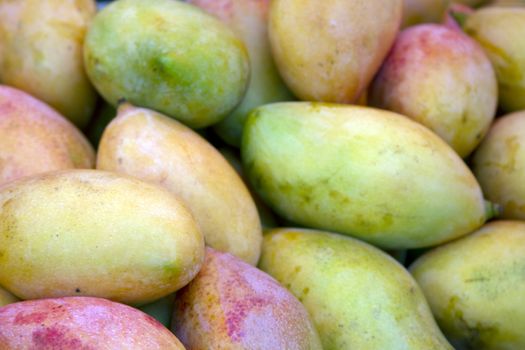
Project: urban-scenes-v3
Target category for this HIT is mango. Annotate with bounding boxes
[97,103,262,265]
[242,102,489,249]
[464,7,525,112]
[0,286,18,307]
[411,221,525,349]
[472,111,525,220]
[0,297,186,349]
[0,170,204,304]
[188,0,293,147]
[84,0,249,129]
[259,228,452,350]
[0,85,94,186]
[0,0,97,128]
[172,248,322,349]
[268,0,402,104]
[402,0,450,28]
[370,24,497,158]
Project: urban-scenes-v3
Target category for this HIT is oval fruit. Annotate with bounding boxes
[0,85,94,186]
[97,103,262,265]
[172,248,322,349]
[411,221,525,349]
[242,102,489,249]
[0,170,205,304]
[259,228,452,350]
[84,0,249,129]
[0,0,97,127]
[0,297,186,349]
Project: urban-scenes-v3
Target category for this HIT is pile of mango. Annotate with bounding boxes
[0,0,524,349]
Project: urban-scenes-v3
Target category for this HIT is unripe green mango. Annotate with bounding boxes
[242,102,489,249]
[259,228,452,350]
[464,7,525,112]
[84,0,249,129]
[411,221,525,350]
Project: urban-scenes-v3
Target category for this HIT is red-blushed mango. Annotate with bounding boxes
[171,248,322,350]
[464,7,525,112]
[370,24,497,158]
[472,111,525,220]
[84,0,249,129]
[411,221,525,349]
[268,0,402,104]
[188,0,294,147]
[0,286,18,307]
[0,0,97,128]
[259,228,453,350]
[0,170,205,305]
[0,297,186,349]
[242,102,491,249]
[97,104,262,265]
[402,0,450,28]
[0,85,94,186]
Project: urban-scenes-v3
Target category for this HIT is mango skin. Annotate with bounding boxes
[268,0,402,104]
[370,24,497,158]
[0,0,97,128]
[84,0,249,129]
[259,228,452,350]
[97,104,262,265]
[0,170,205,305]
[411,221,525,350]
[0,297,186,349]
[0,286,18,307]
[172,248,322,350]
[402,0,450,28]
[0,85,95,186]
[464,7,525,112]
[242,102,487,249]
[472,111,525,220]
[188,0,293,147]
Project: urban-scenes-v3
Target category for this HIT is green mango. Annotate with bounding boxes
[242,102,491,249]
[259,228,452,350]
[464,7,525,112]
[411,221,525,349]
[84,0,249,129]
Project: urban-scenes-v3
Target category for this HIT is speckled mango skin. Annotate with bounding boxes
[464,7,525,112]
[0,170,205,305]
[0,286,18,307]
[259,228,453,350]
[84,0,249,129]
[172,248,322,349]
[242,102,487,249]
[188,0,293,147]
[401,0,450,28]
[472,111,525,220]
[0,297,186,349]
[0,85,94,187]
[370,24,497,158]
[97,104,262,265]
[268,0,402,104]
[410,221,525,350]
[0,0,97,128]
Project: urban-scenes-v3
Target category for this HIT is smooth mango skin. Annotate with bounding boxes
[84,0,249,129]
[411,221,525,350]
[0,297,186,349]
[259,228,452,350]
[472,111,525,220]
[188,0,293,147]
[401,0,450,28]
[242,102,487,249]
[172,248,322,350]
[0,170,205,305]
[464,7,525,112]
[97,104,262,265]
[370,24,497,158]
[269,0,402,104]
[0,0,97,128]
[0,286,18,307]
[0,85,95,186]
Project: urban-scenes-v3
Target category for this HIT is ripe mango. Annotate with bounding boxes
[259,228,452,350]
[242,102,490,249]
